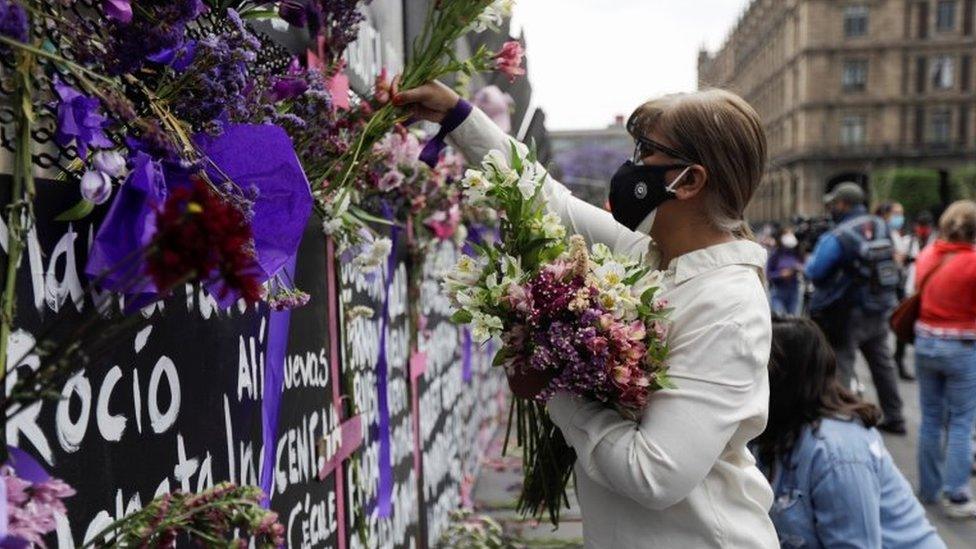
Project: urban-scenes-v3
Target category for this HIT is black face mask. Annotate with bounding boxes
[608,161,689,231]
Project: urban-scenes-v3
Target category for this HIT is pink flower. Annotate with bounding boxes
[32,478,76,508]
[502,283,533,315]
[423,204,461,240]
[652,320,669,340]
[612,366,632,385]
[377,170,405,192]
[493,41,526,83]
[625,320,646,341]
[374,68,392,105]
[585,335,608,355]
[544,260,573,281]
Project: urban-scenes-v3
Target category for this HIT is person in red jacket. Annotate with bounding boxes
[913,200,976,519]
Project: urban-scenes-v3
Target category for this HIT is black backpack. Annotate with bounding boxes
[834,215,900,313]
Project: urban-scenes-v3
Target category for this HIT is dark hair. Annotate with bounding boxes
[754,317,880,474]
[873,202,893,218]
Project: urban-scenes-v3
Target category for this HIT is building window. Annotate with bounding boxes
[965,0,975,35]
[962,55,973,90]
[916,57,928,92]
[842,59,869,92]
[919,0,931,38]
[931,55,955,89]
[937,0,957,31]
[844,6,869,37]
[961,105,971,143]
[931,109,952,144]
[841,115,867,145]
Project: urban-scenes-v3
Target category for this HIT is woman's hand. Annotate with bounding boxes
[392,79,461,124]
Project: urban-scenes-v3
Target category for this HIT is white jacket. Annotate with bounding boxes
[449,106,779,548]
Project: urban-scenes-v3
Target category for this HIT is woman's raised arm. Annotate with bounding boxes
[395,81,652,261]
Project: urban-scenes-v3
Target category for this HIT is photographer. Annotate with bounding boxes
[805,182,905,435]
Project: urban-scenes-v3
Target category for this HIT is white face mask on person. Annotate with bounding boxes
[781,232,798,249]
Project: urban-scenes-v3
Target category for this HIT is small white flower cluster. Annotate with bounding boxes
[460,146,545,207]
[530,212,565,241]
[353,236,393,273]
[320,190,352,236]
[468,0,516,33]
[587,244,666,321]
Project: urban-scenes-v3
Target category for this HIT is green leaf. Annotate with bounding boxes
[450,309,473,324]
[640,287,658,306]
[624,266,651,286]
[509,141,522,173]
[492,345,514,367]
[55,199,94,222]
[241,9,279,20]
[349,205,400,227]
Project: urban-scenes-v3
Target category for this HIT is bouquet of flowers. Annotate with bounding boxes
[443,146,673,524]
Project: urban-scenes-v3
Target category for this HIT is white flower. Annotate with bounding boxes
[322,217,344,235]
[461,169,492,203]
[594,261,627,288]
[471,312,503,343]
[496,0,516,17]
[590,243,614,263]
[452,224,469,247]
[516,163,540,201]
[354,236,392,273]
[445,254,484,287]
[371,237,392,258]
[92,150,127,178]
[454,288,485,311]
[540,212,566,240]
[481,150,512,177]
[80,170,112,205]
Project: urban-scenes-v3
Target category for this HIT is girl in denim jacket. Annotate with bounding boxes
[755,317,944,548]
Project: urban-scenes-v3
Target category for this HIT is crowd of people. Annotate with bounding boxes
[758,183,976,537]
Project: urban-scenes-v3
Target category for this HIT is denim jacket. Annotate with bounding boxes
[764,418,944,548]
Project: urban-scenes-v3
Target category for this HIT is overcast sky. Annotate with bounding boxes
[510,0,751,131]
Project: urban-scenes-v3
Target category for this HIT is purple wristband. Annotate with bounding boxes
[418,98,473,167]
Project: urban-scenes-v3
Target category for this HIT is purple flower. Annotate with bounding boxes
[169,13,260,130]
[103,0,132,24]
[52,77,113,159]
[278,0,308,27]
[0,0,29,45]
[104,0,204,75]
[80,169,113,204]
[269,60,311,102]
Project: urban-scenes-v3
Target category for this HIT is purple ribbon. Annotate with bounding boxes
[375,203,399,518]
[461,327,473,384]
[418,99,472,168]
[258,259,296,507]
[86,124,312,308]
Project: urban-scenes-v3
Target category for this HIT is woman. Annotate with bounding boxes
[913,200,976,519]
[396,83,777,546]
[876,202,916,380]
[755,317,943,548]
[767,226,803,315]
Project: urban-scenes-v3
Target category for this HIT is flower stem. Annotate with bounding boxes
[0,37,36,385]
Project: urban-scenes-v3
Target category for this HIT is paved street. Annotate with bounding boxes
[472,345,976,547]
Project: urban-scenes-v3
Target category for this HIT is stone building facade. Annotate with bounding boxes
[698,0,976,222]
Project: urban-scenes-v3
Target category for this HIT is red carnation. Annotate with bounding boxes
[493,40,526,83]
[146,178,263,305]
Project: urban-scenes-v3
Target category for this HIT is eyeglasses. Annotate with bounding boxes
[631,136,698,165]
